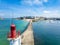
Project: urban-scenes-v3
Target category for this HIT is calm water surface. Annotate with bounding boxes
[0,19,29,45]
[32,20,60,45]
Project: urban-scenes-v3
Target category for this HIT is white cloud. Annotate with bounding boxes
[43,10,51,13]
[43,10,59,14]
[0,11,13,18]
[42,10,60,17]
[21,0,48,6]
[43,0,48,2]
[33,0,43,5]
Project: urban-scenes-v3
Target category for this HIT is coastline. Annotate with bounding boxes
[21,19,34,45]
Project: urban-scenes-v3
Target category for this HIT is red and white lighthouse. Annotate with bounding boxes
[7,24,21,45]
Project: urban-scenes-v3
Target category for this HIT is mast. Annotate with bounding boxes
[7,5,21,45]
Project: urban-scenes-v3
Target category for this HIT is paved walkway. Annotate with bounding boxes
[21,20,34,45]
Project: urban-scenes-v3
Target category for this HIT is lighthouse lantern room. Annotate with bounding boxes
[7,24,21,45]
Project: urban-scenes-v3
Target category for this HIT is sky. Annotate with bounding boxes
[0,0,60,18]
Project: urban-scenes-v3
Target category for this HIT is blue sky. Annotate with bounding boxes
[0,0,60,18]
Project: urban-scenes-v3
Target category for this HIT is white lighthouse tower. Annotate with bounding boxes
[7,24,21,45]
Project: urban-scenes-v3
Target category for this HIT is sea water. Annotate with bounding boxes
[0,19,29,45]
[32,20,60,45]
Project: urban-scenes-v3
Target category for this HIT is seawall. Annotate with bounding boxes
[21,19,34,45]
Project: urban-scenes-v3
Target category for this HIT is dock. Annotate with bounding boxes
[21,19,34,45]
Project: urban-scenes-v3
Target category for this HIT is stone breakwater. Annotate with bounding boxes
[21,19,34,45]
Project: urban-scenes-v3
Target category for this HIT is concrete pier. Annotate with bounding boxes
[21,19,34,45]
